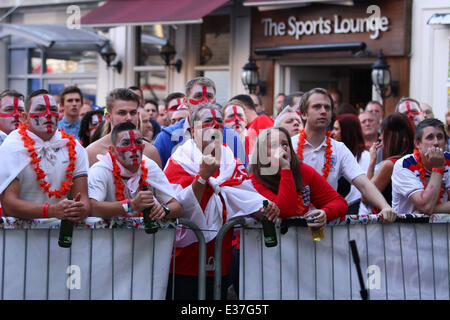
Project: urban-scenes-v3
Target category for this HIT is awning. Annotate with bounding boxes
[427,13,450,25]
[81,0,231,27]
[244,0,354,7]
[0,24,108,50]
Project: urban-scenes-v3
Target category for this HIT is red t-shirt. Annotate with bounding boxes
[245,115,274,154]
[250,164,348,221]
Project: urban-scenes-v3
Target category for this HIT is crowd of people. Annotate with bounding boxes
[0,77,449,300]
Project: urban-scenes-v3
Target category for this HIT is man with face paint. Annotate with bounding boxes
[88,122,182,219]
[0,89,90,221]
[163,103,280,299]
[222,100,248,153]
[230,94,275,155]
[0,90,25,145]
[395,97,424,128]
[86,88,162,168]
[153,77,247,169]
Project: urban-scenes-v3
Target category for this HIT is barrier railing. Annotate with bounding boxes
[236,214,450,300]
[0,216,206,300]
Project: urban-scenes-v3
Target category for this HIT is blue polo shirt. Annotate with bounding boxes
[58,117,81,140]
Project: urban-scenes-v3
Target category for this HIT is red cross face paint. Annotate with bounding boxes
[399,101,423,127]
[168,98,183,112]
[193,108,224,153]
[88,114,103,138]
[115,130,145,167]
[224,105,246,132]
[0,96,25,134]
[188,85,216,106]
[28,95,59,135]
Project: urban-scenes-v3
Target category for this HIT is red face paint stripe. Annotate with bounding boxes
[28,95,59,118]
[201,109,224,130]
[115,130,145,153]
[189,86,212,106]
[224,105,245,125]
[0,97,22,119]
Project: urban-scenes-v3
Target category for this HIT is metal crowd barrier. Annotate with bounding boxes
[232,214,450,300]
[0,216,207,300]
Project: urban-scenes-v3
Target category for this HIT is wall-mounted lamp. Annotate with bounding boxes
[241,56,266,95]
[100,43,122,74]
[160,43,182,73]
[371,50,398,98]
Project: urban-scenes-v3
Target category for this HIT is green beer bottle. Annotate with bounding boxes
[142,185,158,234]
[261,200,277,247]
[58,195,74,248]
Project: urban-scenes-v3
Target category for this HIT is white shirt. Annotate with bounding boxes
[0,129,88,206]
[346,150,370,205]
[291,133,365,190]
[392,152,450,215]
[88,154,176,216]
[0,131,6,145]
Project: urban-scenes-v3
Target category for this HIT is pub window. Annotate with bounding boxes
[135,25,170,103]
[195,14,230,106]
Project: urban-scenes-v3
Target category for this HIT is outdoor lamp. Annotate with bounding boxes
[371,50,397,98]
[100,43,122,74]
[241,56,260,94]
[160,43,182,73]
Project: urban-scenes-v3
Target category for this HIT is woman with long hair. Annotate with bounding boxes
[78,109,104,147]
[365,112,414,213]
[249,127,347,221]
[331,114,369,214]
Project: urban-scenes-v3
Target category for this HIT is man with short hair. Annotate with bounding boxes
[88,122,182,219]
[359,111,380,150]
[164,102,279,299]
[86,88,162,168]
[274,106,301,137]
[143,99,159,121]
[250,93,265,115]
[291,88,397,222]
[420,102,434,119]
[392,118,450,215]
[281,91,304,113]
[0,89,90,220]
[0,90,25,144]
[153,77,247,169]
[365,100,384,125]
[128,85,144,108]
[165,92,185,121]
[274,93,286,115]
[395,97,423,128]
[58,86,83,140]
[231,94,274,154]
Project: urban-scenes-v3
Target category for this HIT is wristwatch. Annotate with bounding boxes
[161,203,170,218]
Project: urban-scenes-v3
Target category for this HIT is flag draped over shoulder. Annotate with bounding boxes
[164,139,266,247]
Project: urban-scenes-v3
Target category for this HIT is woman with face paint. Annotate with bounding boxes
[79,109,105,147]
[0,89,90,221]
[87,122,183,220]
[164,102,280,300]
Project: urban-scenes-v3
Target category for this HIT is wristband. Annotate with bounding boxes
[122,199,132,213]
[43,203,49,218]
[195,174,207,185]
[432,168,445,175]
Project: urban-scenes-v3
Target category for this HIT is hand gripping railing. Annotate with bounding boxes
[176,218,207,300]
[213,217,246,300]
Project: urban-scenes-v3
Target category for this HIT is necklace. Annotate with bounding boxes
[297,129,333,178]
[109,151,149,216]
[19,123,76,199]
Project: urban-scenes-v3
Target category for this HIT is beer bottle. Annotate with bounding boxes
[58,196,74,248]
[142,185,158,234]
[261,200,277,247]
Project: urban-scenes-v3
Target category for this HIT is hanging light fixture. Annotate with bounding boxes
[371,50,397,98]
[241,56,260,94]
[160,43,182,73]
[100,43,122,74]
